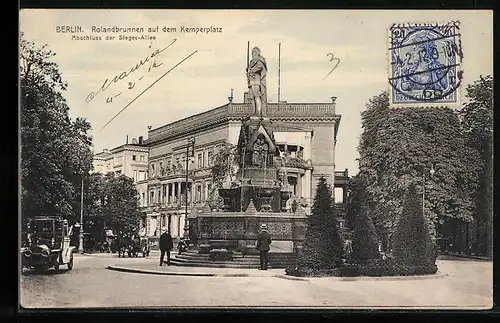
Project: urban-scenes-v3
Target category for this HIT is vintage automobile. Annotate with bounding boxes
[21,216,76,273]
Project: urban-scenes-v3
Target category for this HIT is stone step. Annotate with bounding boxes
[176,253,295,261]
[173,258,261,266]
[175,253,258,260]
[169,259,288,269]
[172,256,296,267]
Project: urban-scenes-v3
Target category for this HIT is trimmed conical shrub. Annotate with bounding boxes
[392,182,433,266]
[296,177,344,270]
[352,211,381,262]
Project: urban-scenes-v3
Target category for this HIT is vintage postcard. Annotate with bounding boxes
[19,9,493,310]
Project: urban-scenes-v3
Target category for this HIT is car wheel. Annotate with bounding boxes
[67,255,74,270]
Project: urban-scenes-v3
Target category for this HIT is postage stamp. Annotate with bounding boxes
[388,21,464,106]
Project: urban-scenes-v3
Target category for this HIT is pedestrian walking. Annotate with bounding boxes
[159,229,173,266]
[256,224,272,270]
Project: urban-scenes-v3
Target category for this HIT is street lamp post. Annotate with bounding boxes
[184,137,195,239]
[78,175,85,254]
[422,163,436,237]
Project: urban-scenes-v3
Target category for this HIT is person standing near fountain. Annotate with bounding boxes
[159,229,173,266]
[256,224,272,270]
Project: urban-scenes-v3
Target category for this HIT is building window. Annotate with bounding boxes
[207,183,212,197]
[197,153,203,169]
[132,155,137,161]
[140,155,145,161]
[207,150,213,166]
[167,160,171,169]
[151,163,155,176]
[149,191,154,205]
[196,185,202,201]
[162,185,167,202]
[141,193,145,206]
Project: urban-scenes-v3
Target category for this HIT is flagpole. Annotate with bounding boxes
[278,42,281,104]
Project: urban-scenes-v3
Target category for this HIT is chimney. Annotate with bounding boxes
[132,137,138,144]
[138,136,143,144]
[126,135,129,144]
[103,149,109,153]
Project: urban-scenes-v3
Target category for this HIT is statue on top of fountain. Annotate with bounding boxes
[247,46,267,117]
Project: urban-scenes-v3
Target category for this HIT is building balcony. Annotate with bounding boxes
[142,199,211,213]
[274,156,310,170]
[152,167,212,181]
[334,169,349,187]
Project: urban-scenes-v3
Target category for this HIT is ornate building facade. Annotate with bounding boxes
[141,93,349,247]
[92,137,150,209]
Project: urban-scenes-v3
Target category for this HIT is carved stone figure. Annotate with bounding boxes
[247,47,267,117]
[252,136,269,168]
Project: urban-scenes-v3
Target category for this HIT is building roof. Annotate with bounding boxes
[146,100,341,146]
[110,143,148,153]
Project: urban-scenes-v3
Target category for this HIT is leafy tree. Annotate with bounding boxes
[297,177,343,270]
[459,75,493,258]
[82,173,142,242]
[20,33,93,226]
[393,183,434,266]
[210,142,239,191]
[103,174,142,236]
[356,92,480,250]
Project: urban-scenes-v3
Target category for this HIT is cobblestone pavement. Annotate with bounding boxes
[20,254,493,309]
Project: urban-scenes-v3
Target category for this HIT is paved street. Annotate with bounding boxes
[20,253,492,309]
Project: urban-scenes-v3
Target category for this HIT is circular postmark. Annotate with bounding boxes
[389,21,463,104]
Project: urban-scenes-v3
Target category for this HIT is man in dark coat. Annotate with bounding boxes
[159,230,173,266]
[256,224,272,270]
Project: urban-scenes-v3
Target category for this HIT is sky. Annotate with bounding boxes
[20,10,493,176]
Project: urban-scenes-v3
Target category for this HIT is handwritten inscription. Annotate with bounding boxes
[85,38,177,103]
[323,53,340,80]
[100,48,198,131]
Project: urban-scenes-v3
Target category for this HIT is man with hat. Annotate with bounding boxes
[256,223,272,270]
[159,229,173,266]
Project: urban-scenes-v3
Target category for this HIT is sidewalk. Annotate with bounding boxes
[107,260,286,278]
[74,250,166,258]
[106,258,450,281]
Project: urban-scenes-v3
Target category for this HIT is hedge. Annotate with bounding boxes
[285,258,438,277]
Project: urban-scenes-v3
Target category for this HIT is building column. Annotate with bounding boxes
[145,214,151,236]
[297,174,303,198]
[172,215,179,238]
[166,183,170,204]
[177,182,182,203]
[179,215,185,238]
[155,215,161,237]
[304,170,312,200]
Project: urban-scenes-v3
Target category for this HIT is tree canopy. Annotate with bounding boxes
[459,75,493,257]
[83,173,142,241]
[20,33,93,224]
[355,92,480,247]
